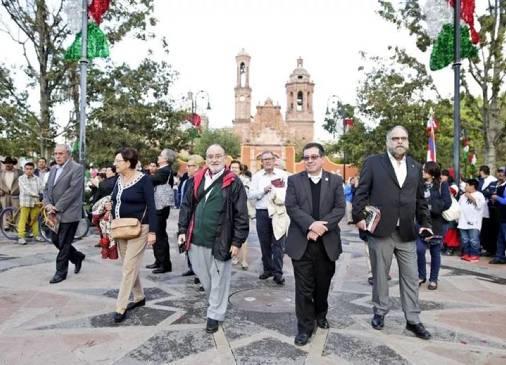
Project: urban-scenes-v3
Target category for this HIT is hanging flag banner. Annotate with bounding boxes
[426,111,438,162]
[88,0,111,24]
[64,22,110,61]
[423,0,479,71]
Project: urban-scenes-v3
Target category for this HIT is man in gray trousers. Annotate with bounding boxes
[352,126,433,340]
[43,144,86,284]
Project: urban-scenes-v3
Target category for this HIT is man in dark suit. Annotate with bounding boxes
[285,142,345,346]
[43,144,86,284]
[352,125,433,340]
[147,148,176,274]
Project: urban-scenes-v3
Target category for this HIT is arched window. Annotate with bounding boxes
[240,62,246,87]
[296,91,303,111]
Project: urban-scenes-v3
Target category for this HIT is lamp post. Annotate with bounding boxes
[325,94,348,181]
[181,90,211,152]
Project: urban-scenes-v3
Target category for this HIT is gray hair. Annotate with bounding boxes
[55,144,72,155]
[206,144,226,155]
[160,148,177,164]
[386,125,409,143]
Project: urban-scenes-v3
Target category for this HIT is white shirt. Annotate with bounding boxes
[54,159,70,185]
[387,151,407,187]
[481,175,497,218]
[458,191,486,230]
[249,168,288,209]
[4,171,15,190]
[308,169,323,184]
[204,168,225,201]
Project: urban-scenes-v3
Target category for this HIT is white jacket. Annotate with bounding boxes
[267,188,290,240]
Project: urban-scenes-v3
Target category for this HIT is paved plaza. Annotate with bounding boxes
[1,211,506,365]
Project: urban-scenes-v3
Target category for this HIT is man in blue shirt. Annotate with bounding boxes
[490,167,506,264]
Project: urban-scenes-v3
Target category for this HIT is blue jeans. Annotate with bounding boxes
[460,229,481,256]
[495,223,506,260]
[416,237,442,282]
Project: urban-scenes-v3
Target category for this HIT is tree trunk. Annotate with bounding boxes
[36,1,50,158]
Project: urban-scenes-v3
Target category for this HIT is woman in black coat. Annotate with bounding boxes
[417,161,452,290]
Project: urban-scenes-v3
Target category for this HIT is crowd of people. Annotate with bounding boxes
[1,125,505,347]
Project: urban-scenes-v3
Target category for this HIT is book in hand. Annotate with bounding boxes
[364,205,381,233]
[271,178,285,188]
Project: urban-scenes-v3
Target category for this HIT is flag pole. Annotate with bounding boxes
[79,0,88,168]
[453,0,461,183]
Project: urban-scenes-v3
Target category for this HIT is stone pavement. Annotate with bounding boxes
[1,211,506,365]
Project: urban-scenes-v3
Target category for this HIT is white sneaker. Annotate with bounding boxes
[34,236,45,242]
[17,238,27,245]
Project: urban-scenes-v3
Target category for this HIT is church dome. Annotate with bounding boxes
[289,57,311,82]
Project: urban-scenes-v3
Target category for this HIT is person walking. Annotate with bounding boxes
[43,145,86,284]
[285,142,345,346]
[178,144,249,333]
[17,162,44,244]
[416,162,451,290]
[249,151,289,284]
[110,147,157,322]
[458,179,486,262]
[352,125,432,340]
[147,148,176,274]
[0,157,21,224]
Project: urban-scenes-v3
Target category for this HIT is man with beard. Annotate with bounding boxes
[353,126,433,340]
[178,144,249,333]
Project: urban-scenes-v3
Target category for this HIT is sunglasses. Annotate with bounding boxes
[303,154,320,161]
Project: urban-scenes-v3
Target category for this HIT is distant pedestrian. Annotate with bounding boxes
[457,179,485,263]
[17,162,44,244]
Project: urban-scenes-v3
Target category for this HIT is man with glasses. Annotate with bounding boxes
[178,144,249,333]
[43,144,86,284]
[285,143,345,346]
[352,125,433,340]
[249,151,289,284]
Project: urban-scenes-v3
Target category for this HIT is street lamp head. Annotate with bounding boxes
[207,101,211,110]
[325,106,330,116]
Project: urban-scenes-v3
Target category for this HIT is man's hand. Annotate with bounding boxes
[309,221,328,236]
[45,204,57,214]
[264,185,272,194]
[147,232,156,246]
[307,231,319,241]
[492,194,497,202]
[356,220,366,231]
[230,246,239,257]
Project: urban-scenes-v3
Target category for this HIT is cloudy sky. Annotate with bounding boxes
[1,0,487,142]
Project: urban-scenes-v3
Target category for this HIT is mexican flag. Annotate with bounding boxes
[424,0,479,71]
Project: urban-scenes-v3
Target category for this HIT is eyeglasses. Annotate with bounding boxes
[303,154,320,161]
[206,154,224,160]
[391,136,408,142]
[187,164,196,167]
[261,157,274,162]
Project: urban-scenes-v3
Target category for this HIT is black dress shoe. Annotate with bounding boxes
[368,276,373,285]
[294,332,312,346]
[126,298,146,311]
[194,277,201,284]
[74,255,85,274]
[146,263,160,269]
[317,318,330,329]
[49,275,66,284]
[371,314,385,330]
[259,272,273,280]
[406,322,431,340]
[113,312,127,323]
[182,270,195,276]
[206,318,219,333]
[152,267,171,274]
[273,276,285,285]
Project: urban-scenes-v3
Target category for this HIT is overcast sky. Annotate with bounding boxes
[1,0,488,142]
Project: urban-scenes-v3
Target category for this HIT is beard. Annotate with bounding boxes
[388,146,408,159]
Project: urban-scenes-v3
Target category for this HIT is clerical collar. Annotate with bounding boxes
[308,170,323,184]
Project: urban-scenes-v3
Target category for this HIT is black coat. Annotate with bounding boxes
[177,169,249,261]
[92,175,118,205]
[150,165,173,188]
[285,170,346,261]
[426,180,452,235]
[352,153,431,242]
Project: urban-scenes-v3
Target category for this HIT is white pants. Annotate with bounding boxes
[189,244,232,321]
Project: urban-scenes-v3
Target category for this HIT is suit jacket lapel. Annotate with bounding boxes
[381,153,401,188]
[54,161,71,187]
[301,172,313,212]
[406,156,418,186]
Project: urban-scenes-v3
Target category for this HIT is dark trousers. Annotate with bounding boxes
[416,237,442,282]
[51,221,84,276]
[256,209,285,278]
[154,206,171,269]
[292,240,336,334]
[480,212,499,255]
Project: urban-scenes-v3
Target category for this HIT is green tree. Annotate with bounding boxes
[193,128,241,158]
[378,0,506,171]
[85,51,191,166]
[0,0,157,157]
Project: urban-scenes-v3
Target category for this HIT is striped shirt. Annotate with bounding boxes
[19,175,43,208]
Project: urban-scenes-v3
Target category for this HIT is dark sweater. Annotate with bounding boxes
[111,173,158,233]
[310,179,321,220]
[192,181,224,248]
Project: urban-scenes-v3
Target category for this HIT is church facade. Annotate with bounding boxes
[232,49,315,172]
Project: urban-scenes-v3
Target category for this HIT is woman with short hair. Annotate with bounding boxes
[110,147,157,322]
